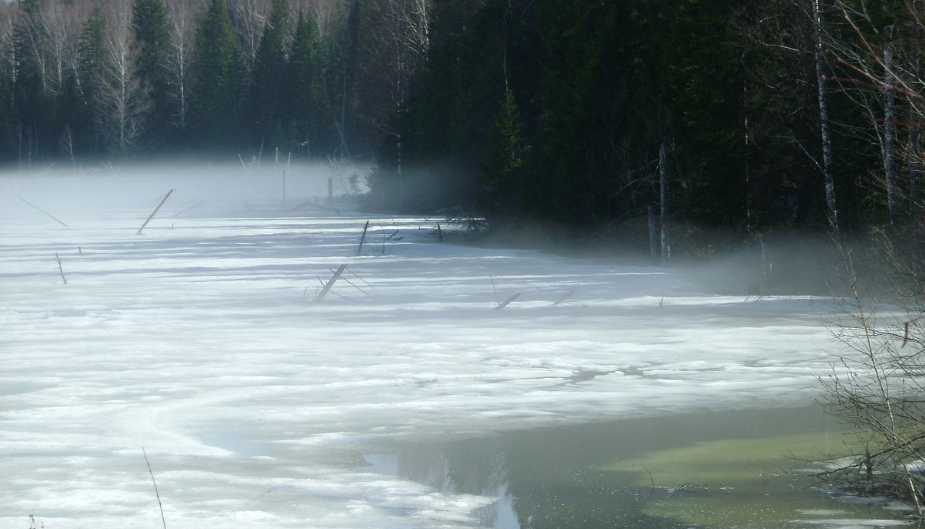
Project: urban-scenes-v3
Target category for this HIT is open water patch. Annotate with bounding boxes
[363,406,914,528]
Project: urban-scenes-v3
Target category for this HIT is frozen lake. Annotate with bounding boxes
[0,170,869,528]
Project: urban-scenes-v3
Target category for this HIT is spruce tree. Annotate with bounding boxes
[132,0,172,148]
[479,89,529,221]
[189,0,246,150]
[331,0,370,159]
[287,11,332,158]
[250,0,289,150]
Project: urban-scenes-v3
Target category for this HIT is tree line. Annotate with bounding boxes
[374,0,925,255]
[3,0,925,251]
[0,0,399,165]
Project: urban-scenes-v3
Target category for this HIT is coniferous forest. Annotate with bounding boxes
[3,0,925,252]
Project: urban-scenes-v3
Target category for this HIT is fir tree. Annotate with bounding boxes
[286,11,332,158]
[189,0,246,150]
[479,88,529,221]
[132,0,172,148]
[250,0,289,150]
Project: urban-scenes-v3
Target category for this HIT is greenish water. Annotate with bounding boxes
[373,406,917,528]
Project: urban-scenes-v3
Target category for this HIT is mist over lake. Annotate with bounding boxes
[0,168,899,528]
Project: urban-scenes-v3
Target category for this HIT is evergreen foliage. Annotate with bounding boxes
[479,88,528,221]
[249,0,288,150]
[286,10,332,158]
[132,0,172,148]
[1,0,924,243]
[189,0,246,150]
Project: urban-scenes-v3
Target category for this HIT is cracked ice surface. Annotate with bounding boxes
[0,170,840,528]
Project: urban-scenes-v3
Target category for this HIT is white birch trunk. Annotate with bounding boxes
[167,0,193,132]
[660,141,670,264]
[813,0,837,229]
[883,47,896,225]
[103,0,145,153]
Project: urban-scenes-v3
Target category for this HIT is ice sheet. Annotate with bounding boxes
[0,170,853,528]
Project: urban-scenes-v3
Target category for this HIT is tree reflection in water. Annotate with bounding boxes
[364,407,913,529]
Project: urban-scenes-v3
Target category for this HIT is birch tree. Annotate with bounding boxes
[77,6,107,153]
[821,1,925,242]
[101,0,147,153]
[228,0,270,72]
[41,0,86,96]
[811,2,925,510]
[0,5,15,74]
[290,0,339,40]
[0,4,17,158]
[361,0,430,175]
[884,44,898,224]
[165,0,197,133]
[819,1,905,226]
[12,0,53,164]
[15,0,51,97]
[813,0,838,229]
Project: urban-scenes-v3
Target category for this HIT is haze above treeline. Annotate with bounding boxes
[1,0,920,252]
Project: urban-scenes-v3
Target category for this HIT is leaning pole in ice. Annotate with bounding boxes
[137,190,174,235]
[315,264,348,303]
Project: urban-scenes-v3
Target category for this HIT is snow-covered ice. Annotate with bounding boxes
[0,169,842,528]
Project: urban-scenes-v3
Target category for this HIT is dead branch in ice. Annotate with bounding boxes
[347,268,377,294]
[136,190,174,235]
[339,275,375,300]
[20,197,68,227]
[380,227,402,254]
[170,200,203,218]
[314,264,348,302]
[142,448,167,529]
[489,276,521,309]
[495,293,522,310]
[553,291,574,306]
[356,221,370,256]
[55,252,67,284]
